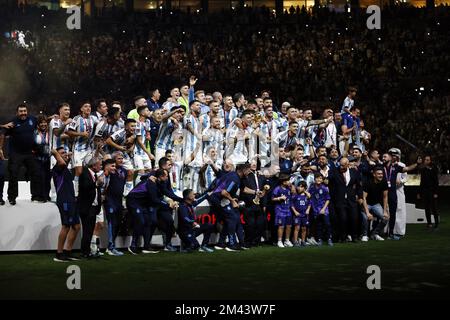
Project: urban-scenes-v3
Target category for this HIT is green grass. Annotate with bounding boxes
[1,222,449,300]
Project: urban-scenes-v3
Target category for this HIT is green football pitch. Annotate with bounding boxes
[1,221,449,300]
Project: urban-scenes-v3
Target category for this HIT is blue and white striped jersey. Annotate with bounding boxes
[224,107,238,129]
[49,118,70,152]
[341,96,354,112]
[94,119,124,140]
[184,114,201,154]
[135,119,151,156]
[155,118,181,150]
[68,115,98,152]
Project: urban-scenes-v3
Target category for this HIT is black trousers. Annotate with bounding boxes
[7,152,41,201]
[388,191,398,235]
[36,158,51,200]
[0,160,4,200]
[179,223,214,248]
[157,208,175,246]
[80,205,100,255]
[335,203,358,241]
[422,192,439,226]
[244,204,266,246]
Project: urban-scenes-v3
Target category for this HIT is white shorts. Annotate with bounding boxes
[122,156,134,171]
[134,153,152,171]
[96,211,104,223]
[72,149,91,167]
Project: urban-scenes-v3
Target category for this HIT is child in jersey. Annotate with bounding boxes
[291,181,311,247]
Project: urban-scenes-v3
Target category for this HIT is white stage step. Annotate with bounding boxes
[0,181,428,251]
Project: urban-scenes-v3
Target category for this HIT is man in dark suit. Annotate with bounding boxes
[328,157,363,243]
[77,157,103,258]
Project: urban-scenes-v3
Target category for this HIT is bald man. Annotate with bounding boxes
[327,157,363,243]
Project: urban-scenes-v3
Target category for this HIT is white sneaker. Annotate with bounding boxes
[142,249,159,254]
[347,235,352,242]
[310,237,318,245]
[284,240,293,247]
[361,236,369,242]
[374,234,385,241]
[277,241,285,248]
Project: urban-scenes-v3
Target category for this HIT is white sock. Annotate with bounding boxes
[73,176,79,197]
[90,235,98,253]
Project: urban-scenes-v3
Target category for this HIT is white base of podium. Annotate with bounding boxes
[0,182,427,251]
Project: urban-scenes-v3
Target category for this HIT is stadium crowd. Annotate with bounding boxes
[0,3,445,261]
[1,4,450,170]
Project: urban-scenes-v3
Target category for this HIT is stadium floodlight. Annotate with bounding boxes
[420,87,424,91]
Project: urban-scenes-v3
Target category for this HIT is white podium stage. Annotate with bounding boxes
[0,182,427,252]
